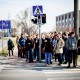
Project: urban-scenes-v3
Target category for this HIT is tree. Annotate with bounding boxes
[15,8,37,35]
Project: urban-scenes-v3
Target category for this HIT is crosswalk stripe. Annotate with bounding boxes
[43,70,80,80]
[47,77,80,80]
[0,65,4,72]
[44,71,80,74]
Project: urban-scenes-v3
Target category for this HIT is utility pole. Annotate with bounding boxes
[8,10,10,37]
[2,20,4,55]
[74,0,79,40]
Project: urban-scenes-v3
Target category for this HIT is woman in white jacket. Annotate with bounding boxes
[55,34,65,65]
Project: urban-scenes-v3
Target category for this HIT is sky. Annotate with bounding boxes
[0,0,80,32]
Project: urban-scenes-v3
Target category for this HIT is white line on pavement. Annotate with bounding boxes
[0,65,4,72]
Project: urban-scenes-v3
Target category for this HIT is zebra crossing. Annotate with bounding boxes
[0,56,9,72]
[43,69,80,80]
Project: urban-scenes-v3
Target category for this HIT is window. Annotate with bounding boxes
[69,13,71,18]
[65,15,67,19]
[62,16,64,20]
[56,17,58,21]
[69,20,71,24]
[59,16,61,21]
[73,12,74,17]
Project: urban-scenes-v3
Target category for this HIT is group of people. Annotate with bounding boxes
[8,31,80,68]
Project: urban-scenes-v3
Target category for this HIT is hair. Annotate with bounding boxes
[21,33,23,35]
[62,32,66,36]
[70,32,75,36]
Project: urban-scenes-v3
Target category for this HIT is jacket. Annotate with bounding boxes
[8,39,14,50]
[66,37,77,50]
[56,38,64,54]
[44,38,53,53]
[19,37,26,47]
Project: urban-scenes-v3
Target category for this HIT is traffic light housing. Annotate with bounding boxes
[31,18,37,24]
[31,14,46,24]
[42,14,46,24]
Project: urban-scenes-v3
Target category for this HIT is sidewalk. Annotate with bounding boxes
[0,46,17,72]
[0,46,80,72]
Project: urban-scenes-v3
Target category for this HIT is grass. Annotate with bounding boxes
[0,39,17,56]
[3,37,9,40]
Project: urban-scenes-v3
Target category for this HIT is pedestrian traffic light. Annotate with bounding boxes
[31,18,37,24]
[42,14,46,24]
[31,14,46,24]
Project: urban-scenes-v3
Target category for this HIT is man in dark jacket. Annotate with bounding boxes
[44,34,53,65]
[35,36,39,61]
[7,39,14,56]
[27,36,34,63]
[66,32,77,68]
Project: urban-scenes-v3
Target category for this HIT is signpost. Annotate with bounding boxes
[0,20,11,55]
[33,5,43,62]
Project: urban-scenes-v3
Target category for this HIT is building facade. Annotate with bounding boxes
[56,11,80,32]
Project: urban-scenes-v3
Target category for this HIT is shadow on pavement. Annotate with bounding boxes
[0,55,80,71]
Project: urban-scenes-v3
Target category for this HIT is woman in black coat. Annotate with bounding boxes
[8,39,14,56]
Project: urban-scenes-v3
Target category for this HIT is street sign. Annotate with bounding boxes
[33,5,43,16]
[0,20,11,29]
[0,20,2,28]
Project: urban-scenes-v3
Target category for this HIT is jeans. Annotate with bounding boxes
[28,49,34,62]
[45,52,51,65]
[62,47,67,62]
[36,49,39,61]
[57,53,62,64]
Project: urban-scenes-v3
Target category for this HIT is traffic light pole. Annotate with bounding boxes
[38,16,42,62]
[74,0,79,40]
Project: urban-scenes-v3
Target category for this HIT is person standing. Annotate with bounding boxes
[52,35,57,62]
[77,38,80,66]
[77,38,80,55]
[7,39,14,56]
[16,36,20,57]
[62,32,68,63]
[44,34,53,66]
[66,32,77,68]
[35,35,40,61]
[27,36,34,63]
[55,34,64,66]
[19,33,26,58]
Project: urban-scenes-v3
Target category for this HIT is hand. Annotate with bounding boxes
[78,46,80,48]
